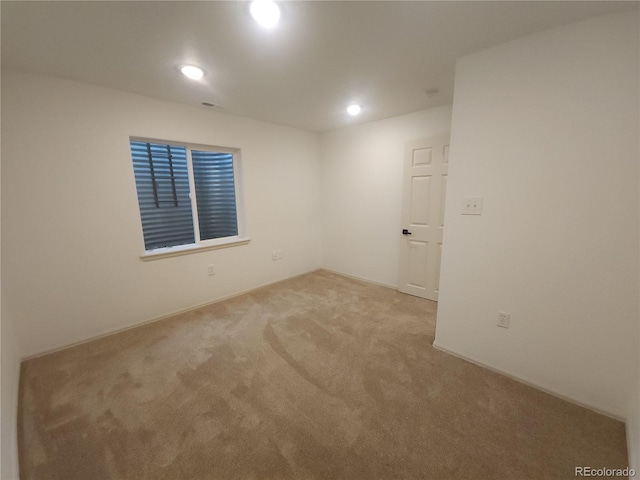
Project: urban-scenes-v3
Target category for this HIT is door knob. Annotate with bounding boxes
[402,229,412,235]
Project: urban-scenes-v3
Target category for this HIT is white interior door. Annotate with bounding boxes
[398,134,450,300]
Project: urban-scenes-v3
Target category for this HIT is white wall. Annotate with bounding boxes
[629,375,640,470]
[1,81,21,478]
[2,71,321,358]
[1,300,20,480]
[320,106,452,287]
[631,114,640,468]
[435,12,639,418]
[1,67,21,479]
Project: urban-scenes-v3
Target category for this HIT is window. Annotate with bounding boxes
[130,139,247,259]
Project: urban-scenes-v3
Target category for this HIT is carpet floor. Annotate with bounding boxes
[19,270,627,479]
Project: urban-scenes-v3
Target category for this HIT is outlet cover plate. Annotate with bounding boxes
[462,196,483,215]
[497,312,510,329]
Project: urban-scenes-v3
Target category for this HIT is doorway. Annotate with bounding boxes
[398,134,450,301]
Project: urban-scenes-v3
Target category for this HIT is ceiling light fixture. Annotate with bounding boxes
[347,104,362,116]
[180,65,205,80]
[250,0,280,28]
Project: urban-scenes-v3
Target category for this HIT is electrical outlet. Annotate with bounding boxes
[272,250,283,261]
[497,312,510,329]
[462,196,483,215]
[207,264,216,276]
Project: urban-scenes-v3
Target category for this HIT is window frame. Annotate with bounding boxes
[130,137,249,261]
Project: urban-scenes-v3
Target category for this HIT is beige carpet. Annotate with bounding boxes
[19,270,627,479]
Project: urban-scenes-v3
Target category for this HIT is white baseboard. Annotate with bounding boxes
[22,268,321,361]
[432,340,625,422]
[23,268,401,361]
[320,268,398,290]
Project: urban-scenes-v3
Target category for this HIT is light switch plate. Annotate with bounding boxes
[462,197,483,215]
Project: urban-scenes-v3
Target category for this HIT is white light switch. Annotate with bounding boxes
[462,197,483,215]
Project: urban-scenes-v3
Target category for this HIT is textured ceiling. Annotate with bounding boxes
[2,1,637,131]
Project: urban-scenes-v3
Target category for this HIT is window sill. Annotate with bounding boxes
[140,237,250,261]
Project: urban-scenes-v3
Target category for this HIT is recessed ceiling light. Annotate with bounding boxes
[347,104,362,116]
[180,65,205,80]
[250,0,280,28]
